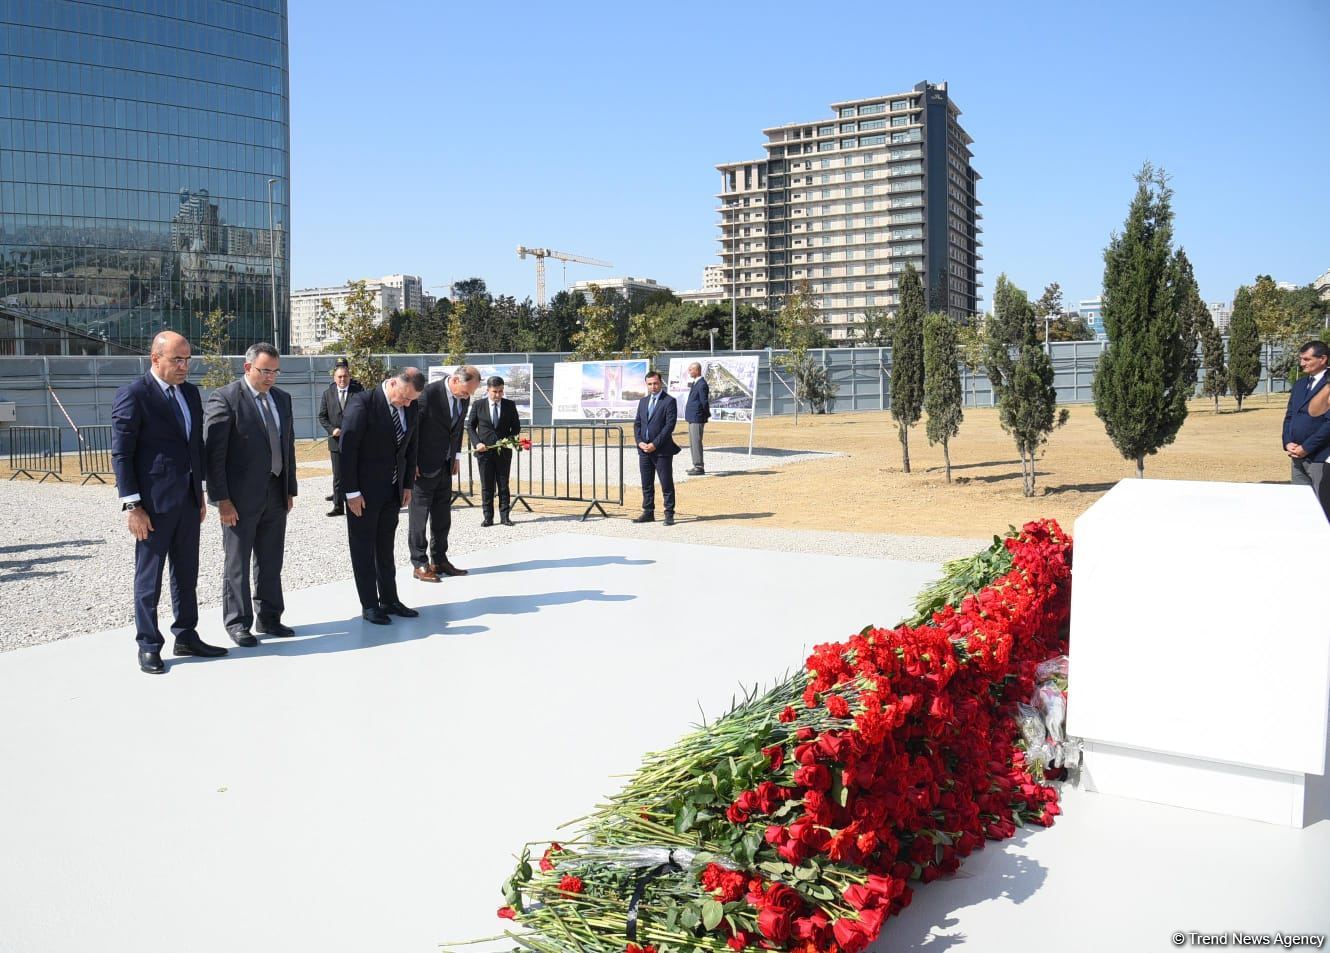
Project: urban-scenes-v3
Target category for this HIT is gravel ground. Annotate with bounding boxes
[0,460,985,653]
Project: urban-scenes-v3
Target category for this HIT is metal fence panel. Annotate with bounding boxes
[76,423,114,484]
[7,425,63,482]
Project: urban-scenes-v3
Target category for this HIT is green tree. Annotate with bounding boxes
[1250,275,1322,381]
[1227,285,1261,410]
[199,308,235,389]
[1047,313,1096,341]
[569,284,622,361]
[984,274,1031,397]
[956,314,989,406]
[393,307,448,355]
[626,300,681,363]
[857,306,894,348]
[1034,281,1063,346]
[923,312,963,483]
[328,281,389,384]
[1003,338,1068,497]
[1092,163,1191,478]
[446,300,467,365]
[774,280,827,424]
[1170,249,1205,392]
[890,264,925,472]
[1199,307,1227,412]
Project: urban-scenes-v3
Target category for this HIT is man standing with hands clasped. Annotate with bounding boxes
[1283,340,1330,520]
[317,359,362,517]
[340,368,425,625]
[685,360,711,476]
[467,375,522,527]
[204,343,299,647]
[632,369,681,526]
[111,331,226,674]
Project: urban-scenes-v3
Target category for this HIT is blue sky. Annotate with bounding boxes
[288,0,1330,311]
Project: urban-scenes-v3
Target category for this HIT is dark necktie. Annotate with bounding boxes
[491,401,499,427]
[393,405,405,446]
[338,389,346,408]
[165,385,188,436]
[257,392,281,477]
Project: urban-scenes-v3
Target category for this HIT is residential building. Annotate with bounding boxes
[289,280,403,354]
[1312,269,1329,302]
[714,81,982,341]
[377,274,423,314]
[1,2,291,352]
[678,288,726,305]
[703,264,726,291]
[1078,297,1106,340]
[1209,301,1233,332]
[569,276,672,308]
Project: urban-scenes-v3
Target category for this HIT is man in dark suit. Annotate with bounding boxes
[467,375,522,527]
[1282,340,1330,520]
[632,369,681,526]
[111,331,227,674]
[340,367,425,624]
[684,360,711,476]
[408,365,481,581]
[204,343,299,647]
[317,360,363,517]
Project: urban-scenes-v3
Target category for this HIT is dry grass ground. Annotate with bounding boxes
[4,394,1295,539]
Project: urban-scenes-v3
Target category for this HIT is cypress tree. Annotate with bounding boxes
[924,312,963,483]
[1199,308,1227,412]
[1002,338,1065,497]
[1227,285,1261,411]
[890,264,925,472]
[1171,248,1206,393]
[1093,163,1191,478]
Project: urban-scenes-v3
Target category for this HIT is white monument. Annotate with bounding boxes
[1067,479,1330,826]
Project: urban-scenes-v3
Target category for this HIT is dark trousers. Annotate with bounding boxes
[638,450,675,516]
[408,466,453,567]
[133,501,200,649]
[477,449,512,520]
[346,490,402,611]
[221,474,288,633]
[329,447,344,506]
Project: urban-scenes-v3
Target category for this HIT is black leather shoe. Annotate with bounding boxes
[663,514,675,526]
[686,468,704,475]
[631,512,655,523]
[362,608,391,625]
[255,620,295,638]
[325,494,334,501]
[501,517,515,526]
[381,602,419,618]
[138,649,165,674]
[173,635,229,658]
[228,629,259,647]
[326,506,344,517]
[481,519,494,527]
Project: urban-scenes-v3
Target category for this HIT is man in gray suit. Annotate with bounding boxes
[204,343,299,646]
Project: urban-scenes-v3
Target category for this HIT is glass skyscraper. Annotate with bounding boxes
[0,0,290,354]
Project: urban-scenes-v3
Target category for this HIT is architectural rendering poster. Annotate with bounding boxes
[428,363,535,421]
[551,359,649,422]
[667,356,760,423]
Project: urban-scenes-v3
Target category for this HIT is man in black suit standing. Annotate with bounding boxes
[1283,340,1330,520]
[340,367,425,624]
[111,330,227,674]
[204,343,299,647]
[684,360,711,476]
[317,359,363,517]
[632,369,681,526]
[467,375,522,527]
[408,365,481,581]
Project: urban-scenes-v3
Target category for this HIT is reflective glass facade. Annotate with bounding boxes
[1,0,290,353]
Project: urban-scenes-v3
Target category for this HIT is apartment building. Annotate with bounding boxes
[289,279,404,354]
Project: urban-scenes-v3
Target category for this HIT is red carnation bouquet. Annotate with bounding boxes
[471,435,532,454]
[453,520,1073,952]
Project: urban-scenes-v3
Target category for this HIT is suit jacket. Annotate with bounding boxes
[111,373,205,513]
[634,393,681,456]
[1282,373,1330,463]
[685,375,711,424]
[317,379,364,451]
[203,379,298,513]
[415,378,469,477]
[339,384,419,505]
[467,397,521,448]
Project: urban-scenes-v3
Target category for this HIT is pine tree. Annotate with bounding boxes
[1199,308,1227,412]
[984,274,1029,397]
[328,281,389,385]
[923,312,963,483]
[1171,249,1205,393]
[1002,339,1067,497]
[1092,163,1191,478]
[446,300,467,365]
[1227,285,1261,411]
[890,264,925,472]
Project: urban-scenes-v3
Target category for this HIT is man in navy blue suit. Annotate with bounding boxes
[1283,340,1330,520]
[111,331,228,674]
[632,369,681,526]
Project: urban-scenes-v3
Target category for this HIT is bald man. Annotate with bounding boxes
[111,331,228,674]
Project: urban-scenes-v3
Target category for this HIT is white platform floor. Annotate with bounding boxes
[0,534,1326,953]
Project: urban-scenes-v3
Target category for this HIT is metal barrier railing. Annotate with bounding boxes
[76,424,114,485]
[504,425,626,520]
[7,425,63,482]
[452,450,476,507]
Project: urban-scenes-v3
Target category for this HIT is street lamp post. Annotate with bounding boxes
[730,204,737,352]
[1044,314,1051,355]
[267,178,279,351]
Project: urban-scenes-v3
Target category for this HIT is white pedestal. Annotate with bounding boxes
[1066,479,1330,827]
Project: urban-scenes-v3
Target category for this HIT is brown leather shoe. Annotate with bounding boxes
[412,565,440,582]
[433,561,469,577]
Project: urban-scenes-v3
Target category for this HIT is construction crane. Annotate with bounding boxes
[516,246,612,307]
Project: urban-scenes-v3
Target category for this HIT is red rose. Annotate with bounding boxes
[726,935,748,951]
[757,907,793,943]
[558,874,583,894]
[832,917,871,953]
[497,906,516,919]
[793,763,831,791]
[762,744,785,771]
[765,883,803,914]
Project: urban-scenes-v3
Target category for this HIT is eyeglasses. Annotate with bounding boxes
[252,367,281,376]
[162,357,190,366]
